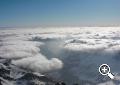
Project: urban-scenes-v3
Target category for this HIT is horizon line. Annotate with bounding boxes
[0,26,120,29]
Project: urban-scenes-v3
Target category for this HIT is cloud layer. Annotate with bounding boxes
[1,27,120,85]
[0,29,63,73]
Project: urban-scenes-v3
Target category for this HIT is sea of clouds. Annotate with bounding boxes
[0,27,120,85]
[0,28,63,74]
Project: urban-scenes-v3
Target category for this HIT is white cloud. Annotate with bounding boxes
[12,55,63,73]
[1,27,120,84]
[97,81,115,85]
[0,29,63,73]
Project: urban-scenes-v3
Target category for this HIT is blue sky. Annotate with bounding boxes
[0,0,120,27]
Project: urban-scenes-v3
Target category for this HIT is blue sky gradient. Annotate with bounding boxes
[0,0,120,27]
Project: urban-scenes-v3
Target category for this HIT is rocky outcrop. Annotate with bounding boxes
[0,59,58,85]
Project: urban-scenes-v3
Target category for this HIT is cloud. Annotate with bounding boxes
[97,81,115,85]
[12,55,63,73]
[0,40,42,59]
[64,28,120,52]
[1,27,120,84]
[0,29,63,73]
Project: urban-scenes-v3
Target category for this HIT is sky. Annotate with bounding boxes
[0,0,120,27]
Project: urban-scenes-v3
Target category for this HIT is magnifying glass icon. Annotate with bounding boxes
[99,64,114,79]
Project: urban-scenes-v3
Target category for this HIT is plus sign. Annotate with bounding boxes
[102,66,107,73]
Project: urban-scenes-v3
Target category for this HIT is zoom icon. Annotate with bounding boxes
[99,64,114,79]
